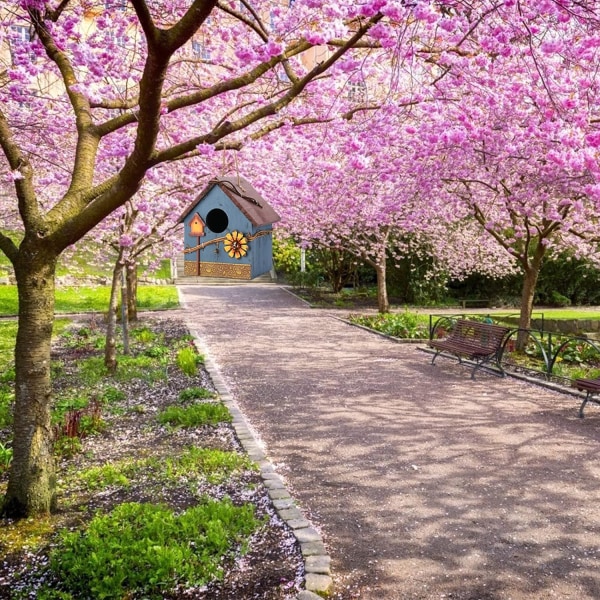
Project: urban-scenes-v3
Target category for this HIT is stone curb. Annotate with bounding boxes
[188,326,334,599]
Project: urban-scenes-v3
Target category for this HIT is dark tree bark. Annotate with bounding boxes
[2,246,58,518]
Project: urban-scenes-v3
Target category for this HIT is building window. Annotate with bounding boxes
[11,25,30,44]
[192,40,211,60]
[9,25,34,63]
[348,81,367,103]
[277,66,290,83]
[104,0,127,10]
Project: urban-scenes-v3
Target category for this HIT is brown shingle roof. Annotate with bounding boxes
[179,175,280,227]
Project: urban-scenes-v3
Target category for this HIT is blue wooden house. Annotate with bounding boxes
[179,176,280,280]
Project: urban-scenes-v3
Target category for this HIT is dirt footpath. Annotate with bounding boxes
[179,284,600,600]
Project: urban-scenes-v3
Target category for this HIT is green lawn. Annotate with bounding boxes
[0,285,179,316]
[488,309,600,320]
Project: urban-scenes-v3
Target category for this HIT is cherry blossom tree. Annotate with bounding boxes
[402,2,600,333]
[0,0,406,518]
[245,103,517,312]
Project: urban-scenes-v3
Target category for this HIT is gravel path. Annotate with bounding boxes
[179,284,600,600]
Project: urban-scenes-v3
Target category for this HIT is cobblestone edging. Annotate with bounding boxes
[189,332,333,599]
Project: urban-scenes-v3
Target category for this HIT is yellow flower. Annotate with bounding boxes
[224,231,249,259]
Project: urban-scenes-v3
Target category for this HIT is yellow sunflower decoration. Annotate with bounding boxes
[223,231,249,259]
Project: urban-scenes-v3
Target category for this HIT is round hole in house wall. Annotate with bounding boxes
[205,208,229,233]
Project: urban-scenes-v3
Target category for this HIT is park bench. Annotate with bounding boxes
[429,319,511,379]
[573,378,600,418]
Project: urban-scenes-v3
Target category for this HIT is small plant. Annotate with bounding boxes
[115,355,167,383]
[178,387,216,402]
[52,395,89,423]
[176,345,203,377]
[78,357,109,386]
[80,412,105,437]
[158,403,232,428]
[0,388,14,428]
[101,386,125,405]
[163,447,256,484]
[144,344,170,359]
[131,326,157,344]
[50,499,259,599]
[0,366,15,383]
[52,398,104,459]
[54,436,82,458]
[80,462,134,490]
[0,441,13,472]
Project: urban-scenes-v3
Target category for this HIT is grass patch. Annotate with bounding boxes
[49,499,259,600]
[163,447,255,484]
[176,345,203,376]
[474,308,600,320]
[78,354,167,386]
[0,285,179,316]
[79,462,136,491]
[158,403,232,428]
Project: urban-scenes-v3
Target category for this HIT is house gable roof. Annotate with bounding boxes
[179,175,280,227]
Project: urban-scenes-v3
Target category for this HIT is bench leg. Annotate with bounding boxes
[579,393,590,418]
[470,356,505,380]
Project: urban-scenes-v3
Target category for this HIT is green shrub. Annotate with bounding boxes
[79,413,106,436]
[272,236,303,276]
[179,387,216,402]
[550,290,571,307]
[78,357,108,386]
[51,499,259,599]
[176,346,203,377]
[158,403,231,428]
[130,326,157,344]
[144,344,170,359]
[52,396,89,425]
[349,311,428,339]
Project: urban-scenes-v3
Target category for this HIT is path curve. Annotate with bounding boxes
[179,284,600,600]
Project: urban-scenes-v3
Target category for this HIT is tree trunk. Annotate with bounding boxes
[2,251,58,518]
[519,267,539,332]
[105,260,123,373]
[516,245,545,349]
[126,261,138,322]
[375,262,389,313]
